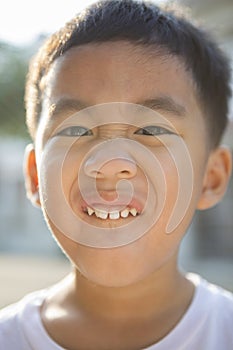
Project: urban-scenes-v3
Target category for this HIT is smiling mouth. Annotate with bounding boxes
[83,206,140,220]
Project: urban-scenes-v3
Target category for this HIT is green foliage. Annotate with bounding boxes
[0,42,30,138]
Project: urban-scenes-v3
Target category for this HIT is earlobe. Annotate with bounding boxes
[24,143,41,208]
[197,146,232,210]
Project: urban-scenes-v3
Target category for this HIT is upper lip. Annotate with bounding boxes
[80,192,144,213]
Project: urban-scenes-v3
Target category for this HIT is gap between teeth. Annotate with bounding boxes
[86,207,138,219]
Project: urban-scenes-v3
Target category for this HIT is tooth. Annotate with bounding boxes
[130,208,137,217]
[87,207,94,216]
[109,211,120,220]
[96,211,108,220]
[120,208,129,218]
[94,209,101,218]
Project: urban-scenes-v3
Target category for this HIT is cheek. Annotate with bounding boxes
[148,137,206,240]
[151,147,181,230]
[60,142,91,202]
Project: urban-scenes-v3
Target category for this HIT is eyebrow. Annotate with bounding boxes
[48,98,89,119]
[137,96,187,117]
[49,95,187,120]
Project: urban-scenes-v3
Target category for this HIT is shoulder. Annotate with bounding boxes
[0,289,46,322]
[0,289,47,350]
[201,276,233,321]
[188,273,233,310]
[148,274,233,350]
[186,273,233,347]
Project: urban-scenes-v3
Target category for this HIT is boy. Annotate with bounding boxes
[0,0,233,349]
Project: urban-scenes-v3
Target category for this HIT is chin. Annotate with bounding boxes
[72,247,163,288]
[76,266,150,288]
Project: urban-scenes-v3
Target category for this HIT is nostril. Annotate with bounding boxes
[117,169,134,179]
[120,170,131,176]
[90,170,104,178]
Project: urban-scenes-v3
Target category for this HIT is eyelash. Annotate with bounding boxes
[56,125,174,137]
[134,126,174,136]
[56,126,93,137]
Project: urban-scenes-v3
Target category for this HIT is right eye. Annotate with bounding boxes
[56,126,93,137]
[134,125,175,136]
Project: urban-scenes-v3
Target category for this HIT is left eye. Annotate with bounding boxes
[56,126,93,137]
[134,126,174,136]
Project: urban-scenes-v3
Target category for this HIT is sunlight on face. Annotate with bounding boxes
[37,102,193,248]
[33,42,209,286]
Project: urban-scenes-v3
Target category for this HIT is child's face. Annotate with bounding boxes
[26,42,231,287]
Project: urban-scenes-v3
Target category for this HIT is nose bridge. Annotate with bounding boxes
[84,142,137,179]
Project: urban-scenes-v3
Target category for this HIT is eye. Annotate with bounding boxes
[134,126,175,136]
[56,126,93,137]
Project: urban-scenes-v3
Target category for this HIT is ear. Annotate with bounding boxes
[24,144,41,208]
[197,146,232,210]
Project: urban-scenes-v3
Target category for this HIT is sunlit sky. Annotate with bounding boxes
[0,0,96,45]
[0,0,164,45]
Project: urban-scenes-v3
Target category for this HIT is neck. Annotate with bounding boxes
[41,256,195,349]
[67,256,194,322]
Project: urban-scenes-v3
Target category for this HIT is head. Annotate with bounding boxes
[25,0,232,148]
[24,0,232,287]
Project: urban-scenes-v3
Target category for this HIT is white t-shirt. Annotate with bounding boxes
[0,273,232,350]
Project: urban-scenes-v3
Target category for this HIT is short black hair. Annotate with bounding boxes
[25,0,232,148]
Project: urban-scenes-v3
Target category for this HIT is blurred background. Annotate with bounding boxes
[0,0,232,308]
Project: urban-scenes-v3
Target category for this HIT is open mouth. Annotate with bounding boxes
[83,206,140,220]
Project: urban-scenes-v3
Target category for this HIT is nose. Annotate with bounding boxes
[84,151,137,179]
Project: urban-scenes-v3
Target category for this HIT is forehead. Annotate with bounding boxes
[43,41,204,129]
[47,42,194,99]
